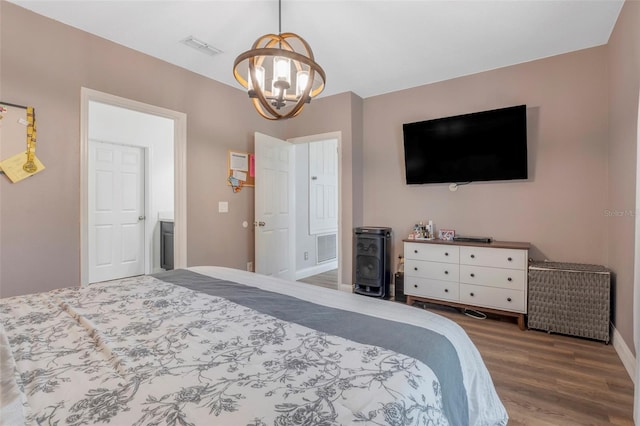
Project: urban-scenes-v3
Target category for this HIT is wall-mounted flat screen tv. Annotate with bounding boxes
[403,105,528,184]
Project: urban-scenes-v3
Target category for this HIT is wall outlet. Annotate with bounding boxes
[247,261,254,272]
[304,251,309,260]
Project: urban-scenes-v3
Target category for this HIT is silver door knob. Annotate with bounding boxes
[138,215,146,221]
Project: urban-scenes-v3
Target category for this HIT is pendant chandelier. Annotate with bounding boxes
[233,0,326,120]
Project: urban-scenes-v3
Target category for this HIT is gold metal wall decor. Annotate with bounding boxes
[0,102,45,183]
[233,0,325,120]
[24,106,38,173]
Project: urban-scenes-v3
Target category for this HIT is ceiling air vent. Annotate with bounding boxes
[180,36,223,57]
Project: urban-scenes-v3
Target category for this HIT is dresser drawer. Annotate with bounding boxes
[459,265,526,290]
[405,242,459,264]
[405,259,459,282]
[405,277,459,302]
[459,283,526,313]
[459,246,527,269]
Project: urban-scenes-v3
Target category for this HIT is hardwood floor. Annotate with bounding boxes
[297,269,338,290]
[421,303,635,426]
[299,276,635,425]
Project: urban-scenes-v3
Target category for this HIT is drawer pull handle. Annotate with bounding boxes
[470,273,475,278]
[470,254,475,259]
[507,297,512,302]
[444,270,449,275]
[414,250,418,254]
[507,277,512,282]
[508,257,513,262]
[414,267,418,271]
[444,289,449,293]
[414,284,418,288]
[444,252,449,256]
[470,292,475,297]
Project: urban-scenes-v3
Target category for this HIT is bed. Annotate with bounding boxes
[0,266,507,425]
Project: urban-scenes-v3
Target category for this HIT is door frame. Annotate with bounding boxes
[634,90,640,421]
[80,88,187,285]
[287,131,345,291]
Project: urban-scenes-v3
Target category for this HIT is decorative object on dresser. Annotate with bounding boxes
[438,229,456,241]
[528,262,610,343]
[404,239,530,330]
[353,227,392,298]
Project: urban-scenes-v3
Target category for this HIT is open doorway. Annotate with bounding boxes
[291,132,341,290]
[80,88,187,285]
[253,131,342,290]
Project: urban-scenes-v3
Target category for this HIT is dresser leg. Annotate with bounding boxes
[517,314,526,331]
[406,296,414,306]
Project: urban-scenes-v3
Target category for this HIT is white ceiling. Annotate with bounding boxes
[10,0,624,99]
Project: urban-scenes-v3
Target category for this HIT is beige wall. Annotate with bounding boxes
[363,47,609,263]
[607,1,640,354]
[0,2,284,297]
[361,14,638,352]
[284,92,364,286]
[362,46,617,337]
[0,1,362,297]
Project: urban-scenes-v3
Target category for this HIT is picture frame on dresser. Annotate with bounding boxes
[438,229,455,241]
[403,238,530,330]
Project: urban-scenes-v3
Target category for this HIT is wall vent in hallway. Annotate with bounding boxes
[317,234,337,263]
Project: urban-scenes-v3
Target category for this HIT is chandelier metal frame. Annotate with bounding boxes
[232,1,326,120]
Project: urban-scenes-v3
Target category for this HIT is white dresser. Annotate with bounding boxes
[403,239,530,329]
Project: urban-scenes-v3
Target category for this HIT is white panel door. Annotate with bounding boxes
[309,139,338,235]
[89,141,145,283]
[255,132,294,280]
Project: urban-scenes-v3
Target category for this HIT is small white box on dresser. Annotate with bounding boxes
[404,239,530,330]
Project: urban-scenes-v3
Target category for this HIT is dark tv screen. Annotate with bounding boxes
[402,105,528,184]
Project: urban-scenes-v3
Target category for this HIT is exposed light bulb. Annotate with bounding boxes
[296,70,309,98]
[273,56,291,85]
[271,83,287,99]
[248,65,265,91]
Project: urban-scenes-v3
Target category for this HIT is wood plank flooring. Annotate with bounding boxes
[298,269,338,290]
[423,303,634,426]
[298,273,635,425]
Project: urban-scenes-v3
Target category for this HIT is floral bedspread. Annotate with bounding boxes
[0,274,450,425]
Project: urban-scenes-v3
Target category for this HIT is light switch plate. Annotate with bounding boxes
[218,201,229,213]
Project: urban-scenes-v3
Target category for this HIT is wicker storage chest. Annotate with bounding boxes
[528,261,610,343]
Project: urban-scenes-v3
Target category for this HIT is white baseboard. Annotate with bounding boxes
[295,261,338,280]
[339,283,352,293]
[612,322,636,384]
